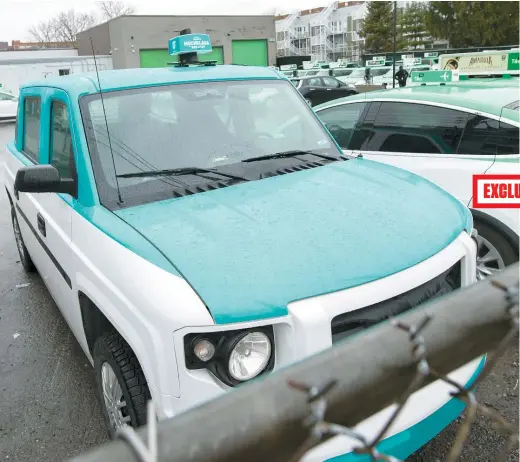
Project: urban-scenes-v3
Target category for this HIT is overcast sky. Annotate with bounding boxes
[1,0,322,42]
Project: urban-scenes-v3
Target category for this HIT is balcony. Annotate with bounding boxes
[292,30,309,39]
[310,36,325,46]
[328,25,345,35]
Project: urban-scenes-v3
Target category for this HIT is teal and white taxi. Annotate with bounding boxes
[315,59,519,283]
[3,33,483,460]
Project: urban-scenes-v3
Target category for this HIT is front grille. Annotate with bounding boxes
[331,261,461,344]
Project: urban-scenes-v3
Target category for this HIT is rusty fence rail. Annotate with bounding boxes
[69,263,519,462]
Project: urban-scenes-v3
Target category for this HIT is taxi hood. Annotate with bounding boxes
[115,158,472,324]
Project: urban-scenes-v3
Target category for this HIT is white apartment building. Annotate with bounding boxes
[275,1,447,63]
[276,1,368,63]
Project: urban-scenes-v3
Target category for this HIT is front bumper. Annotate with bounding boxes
[162,231,478,457]
[321,356,486,462]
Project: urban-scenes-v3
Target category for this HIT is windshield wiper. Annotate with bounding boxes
[242,150,343,163]
[117,167,248,182]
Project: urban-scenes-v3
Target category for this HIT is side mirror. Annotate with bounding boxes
[14,165,76,197]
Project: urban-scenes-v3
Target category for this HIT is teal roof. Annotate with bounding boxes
[20,65,284,99]
[315,78,520,122]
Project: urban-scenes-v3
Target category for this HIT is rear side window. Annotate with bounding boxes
[457,115,519,155]
[367,102,469,154]
[50,101,75,179]
[318,103,367,148]
[22,96,41,163]
[322,77,340,88]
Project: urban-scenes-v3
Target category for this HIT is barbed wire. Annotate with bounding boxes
[76,274,519,462]
[288,279,519,462]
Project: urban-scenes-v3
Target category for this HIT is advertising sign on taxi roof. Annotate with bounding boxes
[168,33,212,55]
[439,51,520,74]
[411,70,459,83]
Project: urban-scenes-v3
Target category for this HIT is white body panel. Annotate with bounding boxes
[0,91,18,120]
[348,154,520,237]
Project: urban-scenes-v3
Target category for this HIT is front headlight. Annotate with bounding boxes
[229,332,272,381]
[184,326,275,387]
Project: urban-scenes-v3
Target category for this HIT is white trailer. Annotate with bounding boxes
[0,55,113,95]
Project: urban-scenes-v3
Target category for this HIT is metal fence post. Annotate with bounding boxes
[69,263,519,462]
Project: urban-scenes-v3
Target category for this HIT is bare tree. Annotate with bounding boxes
[55,10,96,43]
[29,19,60,43]
[28,9,95,46]
[98,1,135,20]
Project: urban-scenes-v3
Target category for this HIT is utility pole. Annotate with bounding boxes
[392,1,397,88]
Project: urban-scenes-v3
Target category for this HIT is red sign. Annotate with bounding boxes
[473,174,520,208]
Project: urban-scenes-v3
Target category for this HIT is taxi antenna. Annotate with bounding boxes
[89,36,123,205]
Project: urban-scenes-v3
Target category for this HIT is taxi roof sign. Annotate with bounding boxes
[168,33,212,56]
[411,70,459,83]
[438,50,520,75]
[366,59,385,67]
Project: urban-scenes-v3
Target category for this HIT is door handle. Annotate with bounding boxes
[37,213,46,237]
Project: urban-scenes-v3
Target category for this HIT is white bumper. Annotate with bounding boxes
[162,231,479,458]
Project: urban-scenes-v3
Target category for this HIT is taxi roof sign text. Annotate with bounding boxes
[411,69,459,83]
[168,33,212,56]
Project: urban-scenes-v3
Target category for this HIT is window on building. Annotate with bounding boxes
[294,26,307,37]
[318,102,368,148]
[50,101,75,179]
[367,102,469,154]
[457,115,519,155]
[311,26,324,36]
[22,96,41,163]
[59,69,70,76]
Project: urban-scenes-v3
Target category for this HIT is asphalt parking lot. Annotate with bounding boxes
[0,122,517,461]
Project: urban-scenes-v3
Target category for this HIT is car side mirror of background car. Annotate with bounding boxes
[14,165,77,197]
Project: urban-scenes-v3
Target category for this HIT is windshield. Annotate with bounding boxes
[81,79,339,208]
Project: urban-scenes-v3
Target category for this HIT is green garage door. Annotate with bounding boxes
[139,47,224,68]
[232,40,268,66]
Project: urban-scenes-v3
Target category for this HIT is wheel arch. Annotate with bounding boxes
[79,291,113,357]
[77,291,159,399]
[470,208,519,254]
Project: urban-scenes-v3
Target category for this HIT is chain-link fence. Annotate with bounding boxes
[70,263,519,462]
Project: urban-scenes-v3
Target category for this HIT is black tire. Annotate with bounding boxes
[11,207,36,273]
[474,219,518,267]
[93,331,151,438]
